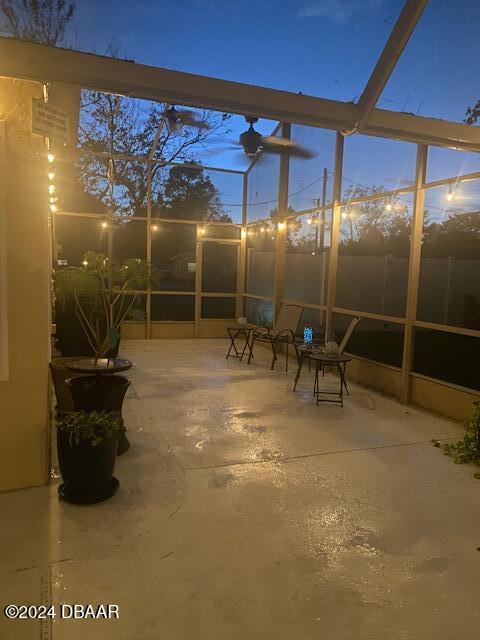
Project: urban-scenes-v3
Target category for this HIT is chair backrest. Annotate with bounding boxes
[275,304,303,333]
[338,316,361,354]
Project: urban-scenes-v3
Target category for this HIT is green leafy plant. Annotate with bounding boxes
[432,401,480,479]
[58,410,125,447]
[55,251,153,358]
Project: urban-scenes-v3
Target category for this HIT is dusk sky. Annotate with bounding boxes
[66,0,480,220]
[69,0,479,122]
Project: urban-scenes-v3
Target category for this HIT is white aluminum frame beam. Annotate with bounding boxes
[356,0,429,130]
[0,36,479,152]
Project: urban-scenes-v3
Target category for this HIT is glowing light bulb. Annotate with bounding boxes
[47,153,54,163]
[260,227,265,233]
[82,260,88,266]
[152,224,159,232]
[307,217,312,225]
[48,184,55,194]
[241,228,247,237]
[48,172,55,181]
[386,203,392,212]
[101,221,108,229]
[341,212,348,219]
[50,203,57,213]
[199,227,206,235]
[278,221,286,231]
[446,189,454,202]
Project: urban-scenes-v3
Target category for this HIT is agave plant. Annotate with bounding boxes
[55,251,152,358]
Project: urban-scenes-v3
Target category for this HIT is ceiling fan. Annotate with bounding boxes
[161,105,211,130]
[239,117,314,159]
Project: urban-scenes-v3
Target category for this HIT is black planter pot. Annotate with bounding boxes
[66,375,131,454]
[57,429,119,504]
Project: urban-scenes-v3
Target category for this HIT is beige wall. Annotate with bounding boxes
[0,78,50,491]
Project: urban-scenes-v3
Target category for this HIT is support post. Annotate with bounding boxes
[273,123,290,324]
[146,158,152,339]
[325,132,344,340]
[237,173,248,318]
[194,231,203,337]
[400,143,427,403]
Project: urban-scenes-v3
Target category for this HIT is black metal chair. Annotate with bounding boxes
[247,304,303,371]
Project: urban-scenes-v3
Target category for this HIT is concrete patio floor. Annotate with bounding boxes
[1,338,479,639]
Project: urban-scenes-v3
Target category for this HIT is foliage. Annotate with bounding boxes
[465,100,480,125]
[432,401,480,479]
[54,251,153,357]
[339,185,411,255]
[0,0,75,45]
[76,89,231,218]
[163,163,229,221]
[58,410,125,447]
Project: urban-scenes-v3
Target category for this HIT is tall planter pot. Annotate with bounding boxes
[57,428,119,504]
[66,375,131,454]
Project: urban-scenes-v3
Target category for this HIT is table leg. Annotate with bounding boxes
[337,362,344,406]
[314,360,319,402]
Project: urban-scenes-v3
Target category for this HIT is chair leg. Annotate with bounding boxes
[247,337,255,364]
[270,342,277,370]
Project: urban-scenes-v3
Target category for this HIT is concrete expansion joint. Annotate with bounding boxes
[184,436,461,471]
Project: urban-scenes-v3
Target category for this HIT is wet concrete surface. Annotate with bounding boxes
[1,339,479,639]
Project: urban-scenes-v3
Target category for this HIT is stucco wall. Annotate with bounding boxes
[0,77,50,491]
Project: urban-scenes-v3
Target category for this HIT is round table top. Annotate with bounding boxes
[65,357,133,374]
[303,352,351,364]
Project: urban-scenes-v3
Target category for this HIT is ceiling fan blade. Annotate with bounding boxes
[261,136,315,159]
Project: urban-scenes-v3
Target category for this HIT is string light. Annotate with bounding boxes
[385,203,392,212]
[260,226,265,233]
[49,203,57,213]
[199,227,206,235]
[82,260,88,267]
[48,172,55,181]
[307,216,312,225]
[47,152,55,163]
[101,221,108,229]
[277,221,286,231]
[151,224,159,232]
[48,184,55,194]
[446,187,454,202]
[341,211,348,219]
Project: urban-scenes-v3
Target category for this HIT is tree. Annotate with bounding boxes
[339,185,411,255]
[162,163,230,222]
[76,91,231,217]
[465,100,480,125]
[0,0,75,45]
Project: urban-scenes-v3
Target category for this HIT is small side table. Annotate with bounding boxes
[294,352,351,406]
[226,327,254,361]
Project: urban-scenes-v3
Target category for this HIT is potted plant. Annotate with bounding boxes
[54,251,151,359]
[433,401,480,478]
[53,252,152,452]
[57,410,125,503]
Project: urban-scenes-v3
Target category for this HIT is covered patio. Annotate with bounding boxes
[1,339,479,639]
[1,0,480,637]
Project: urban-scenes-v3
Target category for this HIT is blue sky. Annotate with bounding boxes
[67,0,479,220]
[70,0,478,122]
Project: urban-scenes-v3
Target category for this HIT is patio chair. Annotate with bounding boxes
[321,316,361,394]
[248,304,303,371]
